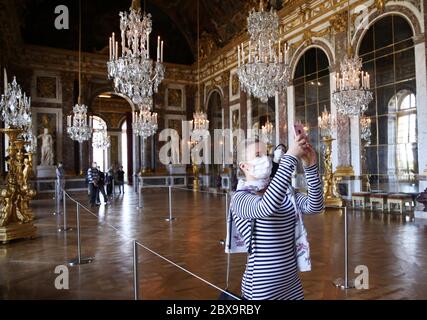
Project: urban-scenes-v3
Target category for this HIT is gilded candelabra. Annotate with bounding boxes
[0,128,37,244]
[318,107,343,207]
[321,136,344,207]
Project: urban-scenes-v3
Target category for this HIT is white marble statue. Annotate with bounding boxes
[37,128,54,166]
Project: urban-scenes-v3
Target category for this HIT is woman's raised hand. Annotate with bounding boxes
[286,135,308,159]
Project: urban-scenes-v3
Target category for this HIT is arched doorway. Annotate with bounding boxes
[91,92,134,184]
[207,90,223,188]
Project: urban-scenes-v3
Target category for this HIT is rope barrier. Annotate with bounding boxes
[59,188,240,300]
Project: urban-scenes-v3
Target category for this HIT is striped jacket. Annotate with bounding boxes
[87,167,99,184]
[230,154,324,300]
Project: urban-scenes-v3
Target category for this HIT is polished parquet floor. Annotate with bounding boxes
[1,185,426,300]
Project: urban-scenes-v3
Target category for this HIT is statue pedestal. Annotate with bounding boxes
[37,165,56,178]
[0,222,37,244]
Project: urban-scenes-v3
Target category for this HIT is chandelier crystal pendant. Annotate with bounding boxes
[107,0,165,106]
[67,0,92,144]
[332,0,373,117]
[0,70,32,130]
[237,0,290,103]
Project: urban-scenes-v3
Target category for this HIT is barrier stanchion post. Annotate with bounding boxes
[58,190,73,232]
[219,192,229,246]
[133,240,140,300]
[53,181,61,215]
[333,206,355,289]
[137,183,143,209]
[69,203,94,266]
[113,179,116,198]
[165,186,176,222]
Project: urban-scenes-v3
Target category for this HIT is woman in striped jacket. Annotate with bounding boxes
[230,135,324,300]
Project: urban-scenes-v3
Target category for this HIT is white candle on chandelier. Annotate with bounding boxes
[157,36,160,62]
[248,41,251,63]
[112,33,115,58]
[242,44,245,63]
[109,37,112,60]
[146,31,150,59]
[67,115,71,127]
[115,41,119,60]
[238,46,241,66]
[367,73,370,89]
[3,68,7,93]
[161,41,164,63]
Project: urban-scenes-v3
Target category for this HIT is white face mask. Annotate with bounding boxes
[246,155,272,179]
[274,149,285,163]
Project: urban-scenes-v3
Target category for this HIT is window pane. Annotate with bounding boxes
[304,48,317,75]
[378,115,396,145]
[318,76,330,102]
[359,27,374,55]
[294,85,305,106]
[374,16,393,49]
[395,48,415,81]
[365,146,378,175]
[306,82,317,104]
[378,145,393,175]
[376,84,396,115]
[375,54,395,86]
[393,16,413,42]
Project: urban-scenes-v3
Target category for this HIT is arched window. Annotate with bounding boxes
[293,47,330,173]
[358,15,416,189]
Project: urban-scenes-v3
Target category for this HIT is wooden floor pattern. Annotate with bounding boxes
[1,186,426,300]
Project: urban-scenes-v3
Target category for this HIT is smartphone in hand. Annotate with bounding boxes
[293,122,306,138]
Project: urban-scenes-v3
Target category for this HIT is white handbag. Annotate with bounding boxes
[289,187,312,272]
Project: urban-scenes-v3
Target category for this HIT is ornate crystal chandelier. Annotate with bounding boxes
[237,0,290,103]
[0,70,32,130]
[67,1,92,144]
[133,107,158,138]
[67,103,92,143]
[191,110,209,137]
[261,119,274,144]
[332,0,373,117]
[107,0,165,106]
[92,123,111,150]
[332,56,373,116]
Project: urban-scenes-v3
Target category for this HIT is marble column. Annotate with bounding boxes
[416,37,427,191]
[277,91,288,148]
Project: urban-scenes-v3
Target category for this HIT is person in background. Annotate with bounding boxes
[87,162,99,208]
[106,167,114,198]
[56,161,65,202]
[97,166,109,205]
[271,144,287,178]
[116,166,125,194]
